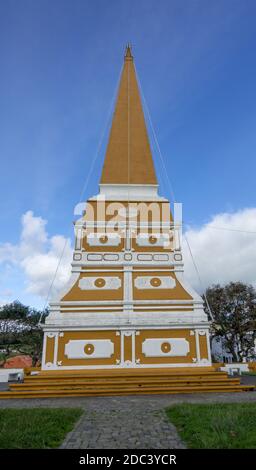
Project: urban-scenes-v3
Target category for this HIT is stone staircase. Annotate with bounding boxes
[0,367,254,399]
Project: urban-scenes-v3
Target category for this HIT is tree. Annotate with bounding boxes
[205,282,256,362]
[0,301,49,365]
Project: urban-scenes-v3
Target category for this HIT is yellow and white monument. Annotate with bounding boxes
[2,46,252,398]
[41,45,212,372]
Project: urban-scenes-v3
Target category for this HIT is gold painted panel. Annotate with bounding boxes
[131,239,173,253]
[45,336,55,364]
[133,308,193,312]
[82,237,125,253]
[60,309,124,314]
[57,330,121,366]
[135,329,196,364]
[61,272,123,302]
[133,272,193,301]
[124,334,133,362]
[199,334,209,360]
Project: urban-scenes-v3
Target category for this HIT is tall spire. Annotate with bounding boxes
[124,43,133,60]
[100,45,157,186]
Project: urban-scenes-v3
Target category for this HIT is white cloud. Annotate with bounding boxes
[0,211,72,301]
[183,208,256,291]
[20,211,48,255]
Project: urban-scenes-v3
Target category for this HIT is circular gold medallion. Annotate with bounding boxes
[149,235,157,244]
[161,342,171,353]
[99,235,108,244]
[150,277,162,287]
[94,278,106,288]
[84,343,95,355]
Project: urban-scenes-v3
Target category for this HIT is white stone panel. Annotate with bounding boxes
[153,254,170,261]
[103,254,119,261]
[137,254,153,261]
[142,338,190,357]
[87,233,121,246]
[99,183,162,201]
[73,253,82,261]
[79,277,121,290]
[87,254,103,261]
[134,276,176,289]
[136,233,170,247]
[65,339,114,359]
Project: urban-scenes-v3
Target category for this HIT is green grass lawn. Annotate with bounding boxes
[166,403,256,449]
[0,408,83,448]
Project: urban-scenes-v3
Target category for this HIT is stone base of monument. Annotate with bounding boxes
[0,367,254,398]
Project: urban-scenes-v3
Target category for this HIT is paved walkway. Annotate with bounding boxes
[61,407,184,449]
[0,392,255,449]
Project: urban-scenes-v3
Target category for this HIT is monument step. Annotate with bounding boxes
[1,367,254,399]
[25,367,227,380]
[0,384,254,399]
[10,378,241,391]
[15,377,241,389]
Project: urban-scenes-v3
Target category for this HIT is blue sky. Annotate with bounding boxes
[0,0,256,308]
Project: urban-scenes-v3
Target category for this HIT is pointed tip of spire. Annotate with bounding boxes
[124,43,133,61]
